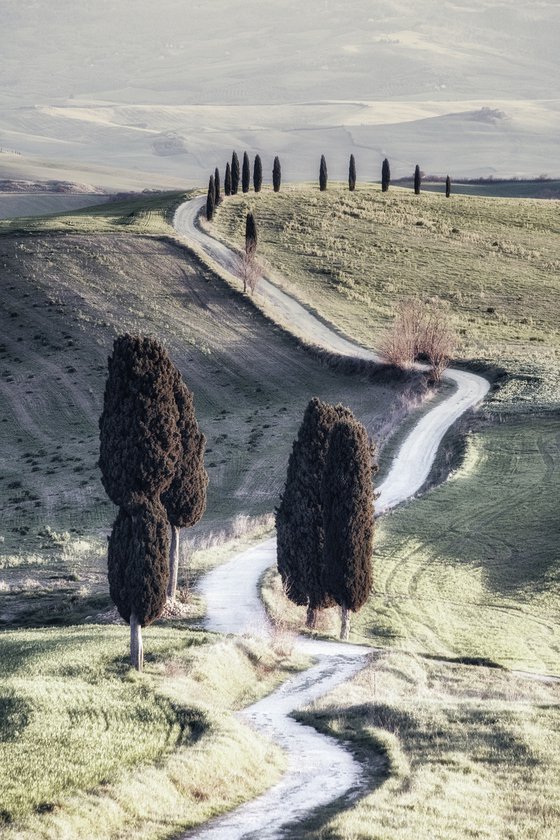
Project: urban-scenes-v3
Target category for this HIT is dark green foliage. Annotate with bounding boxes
[276,398,352,611]
[349,154,356,191]
[322,418,374,613]
[242,152,250,193]
[446,175,451,198]
[98,334,180,509]
[161,376,208,530]
[273,156,281,192]
[414,165,421,195]
[253,155,263,192]
[224,162,232,196]
[107,498,169,626]
[381,158,391,192]
[206,175,215,221]
[245,212,257,255]
[319,155,328,191]
[214,167,221,205]
[231,152,240,195]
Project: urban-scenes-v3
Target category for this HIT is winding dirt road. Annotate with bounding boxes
[174,195,490,839]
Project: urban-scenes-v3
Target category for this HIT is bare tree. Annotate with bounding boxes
[238,249,261,295]
[417,309,457,381]
[379,300,418,369]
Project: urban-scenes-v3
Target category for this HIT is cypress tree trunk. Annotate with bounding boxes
[306,605,318,629]
[167,524,180,600]
[130,612,144,671]
[340,605,350,640]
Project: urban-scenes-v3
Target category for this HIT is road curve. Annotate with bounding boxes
[174,195,490,839]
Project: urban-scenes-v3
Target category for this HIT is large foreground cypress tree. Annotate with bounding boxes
[273,156,281,192]
[161,376,208,601]
[382,158,391,192]
[99,334,181,669]
[224,161,232,196]
[319,155,328,191]
[206,175,215,221]
[242,151,251,193]
[349,154,356,191]
[414,164,421,195]
[276,398,352,627]
[253,154,263,192]
[322,417,374,640]
[231,151,240,195]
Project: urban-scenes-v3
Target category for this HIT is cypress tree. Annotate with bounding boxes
[99,335,180,510]
[214,167,221,205]
[414,164,421,195]
[253,154,263,192]
[348,154,356,191]
[276,398,352,627]
[273,156,281,192]
[206,175,215,221]
[224,162,232,196]
[322,418,375,640]
[161,376,208,601]
[245,212,257,255]
[99,334,182,669]
[108,498,169,668]
[242,151,251,193]
[231,151,240,195]
[446,175,451,198]
[319,155,328,191]
[381,158,391,192]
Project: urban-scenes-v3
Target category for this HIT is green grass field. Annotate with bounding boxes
[296,650,560,840]
[0,624,305,838]
[263,414,560,673]
[212,183,560,412]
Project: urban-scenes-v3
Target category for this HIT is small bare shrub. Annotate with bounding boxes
[380,300,457,381]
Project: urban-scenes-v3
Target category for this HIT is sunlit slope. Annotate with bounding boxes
[213,184,560,411]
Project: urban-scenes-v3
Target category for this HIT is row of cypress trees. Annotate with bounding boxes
[276,398,376,639]
[99,335,207,670]
[207,153,282,220]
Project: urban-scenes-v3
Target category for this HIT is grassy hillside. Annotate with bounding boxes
[263,415,560,673]
[212,184,560,411]
[297,650,560,840]
[0,218,421,626]
[0,624,304,838]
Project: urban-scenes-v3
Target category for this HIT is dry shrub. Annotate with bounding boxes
[238,250,261,296]
[269,616,297,659]
[380,300,457,381]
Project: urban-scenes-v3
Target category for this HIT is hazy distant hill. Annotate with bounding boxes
[1,0,559,189]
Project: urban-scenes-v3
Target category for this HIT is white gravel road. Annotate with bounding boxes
[174,195,491,839]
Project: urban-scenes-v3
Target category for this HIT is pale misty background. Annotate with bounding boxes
[1,0,558,190]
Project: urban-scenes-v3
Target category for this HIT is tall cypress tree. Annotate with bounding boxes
[349,154,356,191]
[224,161,232,196]
[206,175,215,221]
[99,334,181,670]
[273,156,281,192]
[381,158,391,192]
[245,212,257,255]
[242,151,251,193]
[231,152,240,195]
[322,418,375,640]
[214,167,221,205]
[161,376,208,601]
[319,155,328,191]
[253,154,263,192]
[276,398,352,627]
[445,175,451,198]
[414,164,421,195]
